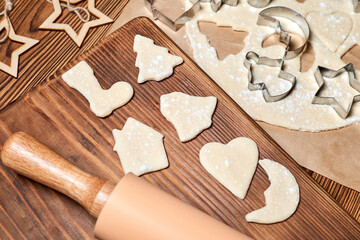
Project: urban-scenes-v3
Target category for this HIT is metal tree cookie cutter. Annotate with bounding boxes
[244,51,296,102]
[257,6,310,60]
[144,0,200,31]
[312,63,360,119]
[243,6,310,102]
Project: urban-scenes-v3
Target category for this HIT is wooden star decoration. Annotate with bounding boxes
[0,19,39,78]
[40,0,113,47]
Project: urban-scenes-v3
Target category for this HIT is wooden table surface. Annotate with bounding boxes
[0,0,359,236]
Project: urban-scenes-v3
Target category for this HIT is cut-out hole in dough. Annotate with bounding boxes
[62,61,134,117]
[112,117,169,176]
[300,42,315,72]
[245,159,299,224]
[151,0,186,21]
[198,21,248,61]
[342,44,360,71]
[296,0,306,3]
[262,32,306,52]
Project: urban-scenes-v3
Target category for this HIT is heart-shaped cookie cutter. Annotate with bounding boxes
[312,64,360,119]
[244,51,296,102]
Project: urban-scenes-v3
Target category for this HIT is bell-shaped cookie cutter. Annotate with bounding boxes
[244,51,296,102]
[257,6,310,60]
[312,64,360,119]
[145,0,200,31]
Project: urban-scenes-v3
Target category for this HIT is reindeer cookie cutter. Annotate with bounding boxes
[243,7,310,102]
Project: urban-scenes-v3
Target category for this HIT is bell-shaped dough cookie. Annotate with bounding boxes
[199,137,259,199]
[160,92,217,142]
[112,118,169,176]
[62,61,133,117]
[133,35,183,83]
[245,159,300,224]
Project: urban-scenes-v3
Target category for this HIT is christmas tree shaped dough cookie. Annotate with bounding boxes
[160,92,217,142]
[246,159,299,224]
[112,117,168,176]
[200,137,259,199]
[133,35,183,83]
[62,61,133,117]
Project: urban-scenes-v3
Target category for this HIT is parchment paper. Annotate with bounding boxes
[108,0,360,192]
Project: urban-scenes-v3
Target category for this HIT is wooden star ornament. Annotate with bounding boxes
[40,0,113,47]
[0,19,39,77]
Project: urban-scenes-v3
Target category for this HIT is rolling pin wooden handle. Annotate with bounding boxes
[1,132,116,218]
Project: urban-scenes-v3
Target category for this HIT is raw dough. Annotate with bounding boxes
[307,11,353,53]
[199,137,259,199]
[133,35,183,83]
[112,117,168,176]
[62,61,133,117]
[185,0,360,131]
[245,159,300,224]
[160,92,217,142]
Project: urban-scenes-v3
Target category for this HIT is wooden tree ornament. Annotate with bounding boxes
[40,0,113,47]
[0,0,39,77]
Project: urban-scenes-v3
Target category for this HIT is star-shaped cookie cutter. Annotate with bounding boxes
[312,64,360,119]
[145,0,200,31]
[257,6,310,60]
[244,51,296,102]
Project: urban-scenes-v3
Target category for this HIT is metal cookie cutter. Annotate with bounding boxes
[244,51,296,102]
[145,0,200,31]
[257,6,310,60]
[248,0,271,8]
[312,63,360,119]
[354,0,360,13]
[188,0,238,13]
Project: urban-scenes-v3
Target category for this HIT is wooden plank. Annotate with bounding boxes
[0,17,359,239]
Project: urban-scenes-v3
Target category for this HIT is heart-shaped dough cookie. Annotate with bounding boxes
[306,11,352,52]
[200,137,259,199]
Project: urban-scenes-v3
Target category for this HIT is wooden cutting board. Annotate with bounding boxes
[0,17,359,239]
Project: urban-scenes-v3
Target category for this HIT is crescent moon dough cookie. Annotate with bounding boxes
[62,61,133,117]
[112,117,169,176]
[199,137,259,199]
[133,35,183,83]
[245,159,300,224]
[160,92,217,142]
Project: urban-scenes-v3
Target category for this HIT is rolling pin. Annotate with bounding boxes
[1,132,252,240]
